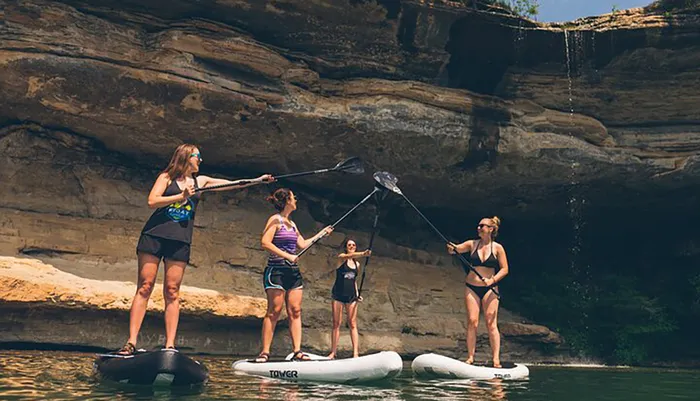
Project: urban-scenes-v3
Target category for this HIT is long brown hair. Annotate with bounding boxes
[163,144,198,180]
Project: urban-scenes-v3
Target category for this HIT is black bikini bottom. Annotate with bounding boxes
[466,282,495,300]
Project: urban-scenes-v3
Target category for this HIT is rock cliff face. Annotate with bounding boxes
[4,0,697,218]
[0,123,561,359]
[1,0,698,362]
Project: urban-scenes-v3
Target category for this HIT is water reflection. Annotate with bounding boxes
[408,377,528,401]
[1,351,699,401]
[249,376,405,401]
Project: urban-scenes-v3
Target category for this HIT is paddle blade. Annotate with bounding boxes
[334,157,364,175]
[373,171,401,194]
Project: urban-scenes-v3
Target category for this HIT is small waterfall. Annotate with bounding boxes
[574,30,585,72]
[564,30,574,115]
[564,29,590,327]
[514,20,527,60]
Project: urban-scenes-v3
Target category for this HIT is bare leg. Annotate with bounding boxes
[328,300,343,359]
[482,288,501,368]
[285,288,304,352]
[163,259,186,348]
[260,289,285,355]
[464,287,481,364]
[346,301,360,358]
[126,253,160,346]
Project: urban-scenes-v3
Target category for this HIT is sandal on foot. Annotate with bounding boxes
[291,350,310,361]
[254,352,270,363]
[115,342,136,356]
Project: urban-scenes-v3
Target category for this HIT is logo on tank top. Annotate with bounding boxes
[166,200,193,222]
[344,272,356,280]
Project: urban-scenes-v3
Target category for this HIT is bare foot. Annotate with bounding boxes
[353,354,359,358]
[327,353,336,360]
[493,360,501,368]
[465,357,474,364]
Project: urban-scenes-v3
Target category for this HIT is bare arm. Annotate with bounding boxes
[147,173,191,209]
[198,174,273,192]
[337,250,371,260]
[297,225,333,250]
[261,217,296,263]
[447,239,473,254]
[491,243,509,284]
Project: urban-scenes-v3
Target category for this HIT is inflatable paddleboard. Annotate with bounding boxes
[283,352,331,361]
[411,353,529,380]
[232,351,402,383]
[93,348,208,386]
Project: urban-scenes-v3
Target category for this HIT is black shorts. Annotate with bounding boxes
[332,293,358,304]
[136,234,191,263]
[263,265,303,291]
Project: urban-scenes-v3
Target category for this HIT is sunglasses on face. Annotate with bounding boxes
[347,243,357,248]
[190,153,202,161]
[477,224,492,229]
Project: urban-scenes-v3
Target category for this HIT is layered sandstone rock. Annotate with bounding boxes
[2,0,696,218]
[0,257,266,318]
[0,253,560,358]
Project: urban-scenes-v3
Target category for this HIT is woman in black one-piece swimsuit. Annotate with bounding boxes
[327,238,371,359]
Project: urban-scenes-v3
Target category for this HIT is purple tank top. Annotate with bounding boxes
[268,215,298,266]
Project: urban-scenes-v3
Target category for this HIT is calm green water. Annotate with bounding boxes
[0,350,698,400]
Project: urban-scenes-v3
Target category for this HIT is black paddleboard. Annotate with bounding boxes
[93,349,208,386]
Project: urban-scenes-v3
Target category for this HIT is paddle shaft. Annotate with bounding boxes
[274,159,360,180]
[195,163,357,193]
[358,200,381,297]
[399,194,501,299]
[274,168,333,180]
[286,187,381,265]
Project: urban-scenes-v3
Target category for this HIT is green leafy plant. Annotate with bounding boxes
[499,0,540,18]
[646,0,700,11]
[461,0,540,19]
[611,4,620,20]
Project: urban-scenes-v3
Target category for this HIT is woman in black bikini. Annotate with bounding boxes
[327,238,370,359]
[115,144,274,355]
[447,216,509,367]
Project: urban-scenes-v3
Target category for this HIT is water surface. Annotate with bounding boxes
[0,350,697,400]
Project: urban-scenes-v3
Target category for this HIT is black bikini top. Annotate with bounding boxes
[468,240,499,269]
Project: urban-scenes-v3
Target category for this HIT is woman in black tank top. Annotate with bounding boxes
[327,238,371,359]
[447,216,510,368]
[115,144,274,355]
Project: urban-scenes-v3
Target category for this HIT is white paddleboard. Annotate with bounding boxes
[283,352,331,361]
[232,351,402,383]
[411,353,529,380]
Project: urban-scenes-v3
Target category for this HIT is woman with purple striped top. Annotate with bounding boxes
[256,188,333,362]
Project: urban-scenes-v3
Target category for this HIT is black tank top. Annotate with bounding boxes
[141,175,200,244]
[332,260,358,298]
